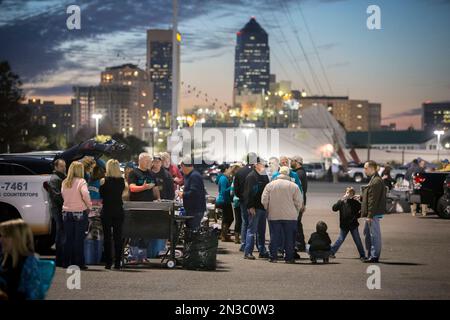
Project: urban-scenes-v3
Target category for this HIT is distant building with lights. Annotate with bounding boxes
[422,101,450,133]
[233,17,270,103]
[299,96,381,132]
[23,99,74,141]
[147,29,180,114]
[73,64,152,138]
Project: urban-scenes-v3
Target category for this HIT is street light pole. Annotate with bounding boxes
[171,0,179,133]
[92,114,103,137]
[434,130,445,162]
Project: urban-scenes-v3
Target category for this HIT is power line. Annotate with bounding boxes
[277,0,324,95]
[257,9,312,93]
[295,1,333,95]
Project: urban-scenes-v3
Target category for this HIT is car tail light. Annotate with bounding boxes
[413,173,425,190]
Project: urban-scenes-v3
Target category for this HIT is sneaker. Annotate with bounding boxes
[360,257,367,262]
[105,265,112,270]
[244,254,256,260]
[329,254,336,259]
[363,257,379,263]
[268,259,277,263]
[258,252,270,259]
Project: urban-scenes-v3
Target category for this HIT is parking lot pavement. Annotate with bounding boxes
[46,181,450,300]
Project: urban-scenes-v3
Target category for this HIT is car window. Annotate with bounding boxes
[0,163,13,175]
[0,163,34,175]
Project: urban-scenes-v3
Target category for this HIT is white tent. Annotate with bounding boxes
[169,105,348,164]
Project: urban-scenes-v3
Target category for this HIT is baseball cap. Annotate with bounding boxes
[290,155,303,164]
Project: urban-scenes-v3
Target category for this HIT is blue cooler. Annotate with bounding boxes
[147,239,167,258]
[84,239,104,265]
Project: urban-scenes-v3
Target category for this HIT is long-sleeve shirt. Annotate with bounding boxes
[62,178,92,212]
[47,171,66,210]
[183,169,206,214]
[261,176,303,221]
[168,163,184,188]
[216,173,232,206]
[244,169,269,210]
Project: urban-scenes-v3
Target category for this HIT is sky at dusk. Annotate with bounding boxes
[1,0,449,129]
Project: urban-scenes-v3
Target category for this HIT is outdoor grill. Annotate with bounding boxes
[121,200,192,269]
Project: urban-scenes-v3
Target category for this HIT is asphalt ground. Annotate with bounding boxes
[46,181,450,300]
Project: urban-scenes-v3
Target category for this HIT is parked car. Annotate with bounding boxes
[202,164,221,183]
[409,171,450,219]
[303,162,327,180]
[345,163,367,183]
[0,139,126,251]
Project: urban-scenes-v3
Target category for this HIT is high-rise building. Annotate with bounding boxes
[234,17,270,100]
[147,29,180,114]
[422,101,450,133]
[73,64,153,138]
[299,96,381,132]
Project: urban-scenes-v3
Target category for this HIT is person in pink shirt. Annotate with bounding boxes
[61,161,92,269]
[161,152,183,190]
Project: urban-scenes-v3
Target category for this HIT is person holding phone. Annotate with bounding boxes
[127,153,160,263]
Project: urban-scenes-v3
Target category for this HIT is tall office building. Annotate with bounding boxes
[147,29,180,114]
[422,101,450,133]
[234,17,270,100]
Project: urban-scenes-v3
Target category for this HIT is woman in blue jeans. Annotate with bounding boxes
[61,161,92,269]
[330,187,366,260]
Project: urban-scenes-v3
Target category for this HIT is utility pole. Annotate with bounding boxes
[171,0,179,132]
[367,118,371,161]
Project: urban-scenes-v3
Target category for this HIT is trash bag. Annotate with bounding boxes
[183,227,219,271]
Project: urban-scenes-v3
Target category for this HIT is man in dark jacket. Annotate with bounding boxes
[361,160,386,263]
[243,157,270,260]
[290,155,308,252]
[233,152,257,251]
[179,157,206,230]
[330,187,366,259]
[46,159,66,267]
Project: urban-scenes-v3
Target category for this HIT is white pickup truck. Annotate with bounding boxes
[0,139,126,251]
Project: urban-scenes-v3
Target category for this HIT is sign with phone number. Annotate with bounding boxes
[0,182,29,191]
[0,182,38,197]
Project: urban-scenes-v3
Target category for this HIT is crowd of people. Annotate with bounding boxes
[1,150,390,300]
[213,154,386,264]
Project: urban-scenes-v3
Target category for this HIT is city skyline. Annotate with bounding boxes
[1,0,449,129]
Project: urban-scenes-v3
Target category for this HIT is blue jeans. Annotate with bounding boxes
[240,203,248,250]
[62,211,88,268]
[363,217,382,259]
[244,209,267,255]
[51,207,65,267]
[331,227,366,258]
[269,220,297,261]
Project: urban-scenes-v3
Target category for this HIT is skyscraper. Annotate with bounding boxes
[234,17,270,99]
[147,29,180,114]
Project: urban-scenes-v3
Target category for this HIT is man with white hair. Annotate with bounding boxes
[262,166,303,263]
[128,152,159,201]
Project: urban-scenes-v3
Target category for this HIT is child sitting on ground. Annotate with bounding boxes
[330,187,366,260]
[307,221,332,263]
